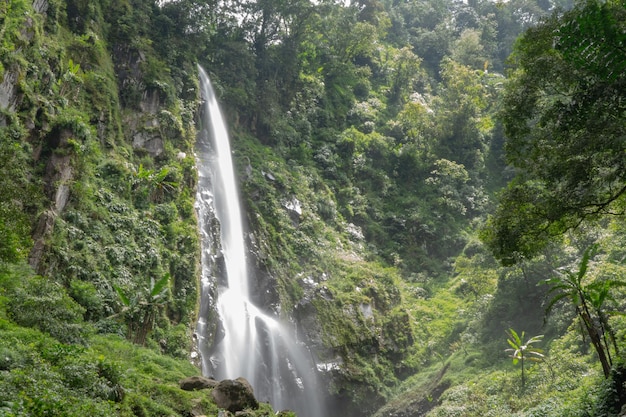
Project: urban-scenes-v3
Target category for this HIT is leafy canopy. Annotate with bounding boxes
[481,0,626,265]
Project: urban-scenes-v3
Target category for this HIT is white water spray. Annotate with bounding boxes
[195,66,324,417]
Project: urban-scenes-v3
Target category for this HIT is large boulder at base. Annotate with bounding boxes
[211,377,259,412]
[179,376,219,391]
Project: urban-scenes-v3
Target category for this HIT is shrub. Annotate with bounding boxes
[7,275,88,344]
[69,279,104,321]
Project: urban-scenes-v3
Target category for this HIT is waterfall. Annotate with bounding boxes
[195,66,325,417]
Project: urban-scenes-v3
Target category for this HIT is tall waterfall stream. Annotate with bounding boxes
[195,66,325,417]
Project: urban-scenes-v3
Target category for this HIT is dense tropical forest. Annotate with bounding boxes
[1,0,625,415]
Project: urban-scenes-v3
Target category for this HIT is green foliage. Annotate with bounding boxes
[0,317,224,417]
[0,131,39,263]
[113,273,171,346]
[134,164,180,204]
[484,0,626,264]
[7,274,88,344]
[544,244,626,378]
[479,252,560,358]
[505,328,544,387]
[68,279,104,321]
[5,0,623,415]
[480,179,556,266]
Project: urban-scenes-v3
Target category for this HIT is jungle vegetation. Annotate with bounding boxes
[1,0,626,416]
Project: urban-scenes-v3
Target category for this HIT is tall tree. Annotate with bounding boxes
[433,58,492,174]
[482,0,626,265]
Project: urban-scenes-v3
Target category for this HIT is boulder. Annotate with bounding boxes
[179,376,219,391]
[211,378,259,412]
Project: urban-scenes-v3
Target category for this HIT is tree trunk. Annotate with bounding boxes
[580,307,612,378]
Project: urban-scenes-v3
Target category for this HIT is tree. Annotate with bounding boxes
[433,58,493,174]
[482,0,626,265]
[505,328,544,388]
[312,3,383,127]
[449,29,488,70]
[545,244,625,378]
[220,0,318,140]
[385,46,423,108]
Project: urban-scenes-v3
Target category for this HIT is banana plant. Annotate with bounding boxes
[505,328,544,388]
[544,244,626,378]
[135,164,179,203]
[113,273,170,345]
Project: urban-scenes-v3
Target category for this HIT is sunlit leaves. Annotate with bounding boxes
[425,159,471,215]
[134,164,180,203]
[384,46,423,106]
[450,29,488,70]
[434,59,492,172]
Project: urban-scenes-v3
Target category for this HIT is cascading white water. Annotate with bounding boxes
[195,66,324,417]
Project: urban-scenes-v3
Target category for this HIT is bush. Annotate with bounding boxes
[7,275,88,344]
[69,279,104,321]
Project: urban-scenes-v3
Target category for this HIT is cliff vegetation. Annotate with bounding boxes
[1,0,626,416]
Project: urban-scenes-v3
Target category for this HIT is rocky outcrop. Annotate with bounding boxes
[211,378,259,412]
[32,0,48,14]
[29,128,76,271]
[372,364,450,417]
[0,70,19,112]
[294,274,333,359]
[112,45,170,157]
[179,376,219,391]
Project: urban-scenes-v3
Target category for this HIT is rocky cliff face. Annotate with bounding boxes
[0,1,66,271]
[1,0,200,351]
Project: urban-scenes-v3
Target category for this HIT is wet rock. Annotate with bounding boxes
[29,128,76,271]
[211,378,259,412]
[140,89,161,114]
[295,273,335,351]
[283,197,302,226]
[179,376,219,391]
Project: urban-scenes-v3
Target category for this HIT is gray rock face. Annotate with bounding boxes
[29,128,75,272]
[132,130,164,156]
[32,0,49,13]
[294,274,333,360]
[179,376,219,391]
[0,70,19,112]
[211,378,259,412]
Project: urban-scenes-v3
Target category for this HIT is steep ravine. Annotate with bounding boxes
[1,2,421,416]
[5,0,621,416]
